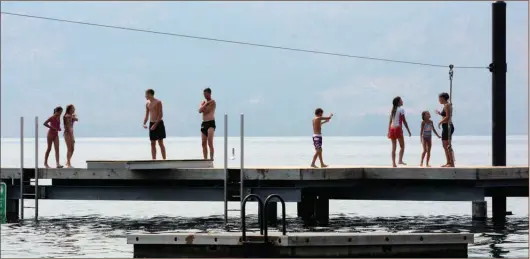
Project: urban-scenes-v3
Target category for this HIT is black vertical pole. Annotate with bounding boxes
[491,1,507,225]
[491,1,507,167]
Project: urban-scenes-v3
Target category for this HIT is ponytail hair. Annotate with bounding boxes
[390,96,401,119]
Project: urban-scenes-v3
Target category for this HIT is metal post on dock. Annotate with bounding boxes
[239,114,244,219]
[34,116,39,220]
[490,1,507,224]
[223,114,228,225]
[491,0,507,167]
[19,117,24,221]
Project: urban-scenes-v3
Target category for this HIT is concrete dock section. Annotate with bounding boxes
[86,159,214,170]
[127,232,474,258]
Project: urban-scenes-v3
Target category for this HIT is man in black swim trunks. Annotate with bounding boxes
[198,87,216,160]
[143,89,167,160]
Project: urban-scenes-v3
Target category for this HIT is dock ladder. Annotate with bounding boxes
[19,116,40,221]
[223,114,245,227]
[240,193,287,257]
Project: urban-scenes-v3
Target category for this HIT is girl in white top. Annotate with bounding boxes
[387,96,411,167]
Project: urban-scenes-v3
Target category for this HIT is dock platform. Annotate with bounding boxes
[127,232,474,258]
[1,165,527,224]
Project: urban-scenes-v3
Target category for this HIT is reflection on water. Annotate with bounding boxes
[1,214,528,258]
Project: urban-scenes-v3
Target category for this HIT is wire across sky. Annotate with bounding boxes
[1,11,489,70]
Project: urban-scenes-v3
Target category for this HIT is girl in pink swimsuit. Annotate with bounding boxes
[43,106,64,168]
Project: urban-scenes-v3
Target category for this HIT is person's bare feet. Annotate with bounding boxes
[420,163,424,167]
[392,164,397,168]
[398,161,407,166]
[44,164,50,169]
[310,164,318,168]
[65,164,72,168]
[426,164,431,167]
[320,164,328,168]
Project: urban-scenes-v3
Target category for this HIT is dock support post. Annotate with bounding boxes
[491,1,507,225]
[471,200,487,221]
[265,202,277,225]
[19,116,24,221]
[492,196,507,224]
[34,116,39,221]
[239,114,244,225]
[491,1,507,167]
[6,199,19,223]
[315,195,329,225]
[299,191,315,221]
[223,114,228,225]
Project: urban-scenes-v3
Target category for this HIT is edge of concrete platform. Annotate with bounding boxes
[126,232,474,246]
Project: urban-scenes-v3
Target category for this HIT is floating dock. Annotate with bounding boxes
[127,232,474,258]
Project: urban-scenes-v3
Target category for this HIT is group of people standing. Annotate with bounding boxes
[387,93,455,167]
[41,89,454,169]
[43,104,78,168]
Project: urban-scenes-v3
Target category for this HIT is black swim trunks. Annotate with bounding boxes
[441,123,454,141]
[149,120,166,141]
[201,120,216,137]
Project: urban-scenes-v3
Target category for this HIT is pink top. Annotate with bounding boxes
[49,116,61,132]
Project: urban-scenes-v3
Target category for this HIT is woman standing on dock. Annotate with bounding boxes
[43,106,64,169]
[387,96,411,167]
[436,92,455,167]
[63,104,78,168]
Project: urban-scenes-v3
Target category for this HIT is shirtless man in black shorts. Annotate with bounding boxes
[198,88,216,160]
[143,88,167,160]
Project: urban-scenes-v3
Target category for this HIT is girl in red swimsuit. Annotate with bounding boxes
[43,106,64,168]
[387,96,411,167]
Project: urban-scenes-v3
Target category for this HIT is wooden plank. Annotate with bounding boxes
[1,166,528,181]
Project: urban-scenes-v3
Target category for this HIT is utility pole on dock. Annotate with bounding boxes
[490,1,507,224]
[491,1,506,167]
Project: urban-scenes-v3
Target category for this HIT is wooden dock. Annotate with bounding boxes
[127,232,474,258]
[0,164,527,224]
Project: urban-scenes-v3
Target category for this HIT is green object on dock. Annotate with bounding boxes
[0,182,6,224]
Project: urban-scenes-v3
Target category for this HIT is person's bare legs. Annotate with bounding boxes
[318,149,327,168]
[65,134,74,167]
[391,138,397,167]
[447,139,455,167]
[201,133,208,159]
[150,140,157,159]
[426,141,432,167]
[44,135,53,168]
[398,136,406,165]
[158,139,166,160]
[65,139,72,168]
[310,150,319,168]
[207,128,215,160]
[420,140,427,167]
[441,140,449,167]
[53,136,63,168]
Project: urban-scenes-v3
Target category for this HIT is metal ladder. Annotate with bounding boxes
[19,116,40,221]
[223,114,245,227]
[240,193,287,257]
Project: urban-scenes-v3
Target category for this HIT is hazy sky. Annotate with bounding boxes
[1,1,528,137]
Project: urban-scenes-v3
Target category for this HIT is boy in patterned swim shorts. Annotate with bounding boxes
[311,108,333,168]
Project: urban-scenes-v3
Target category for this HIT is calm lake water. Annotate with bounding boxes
[0,136,528,258]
